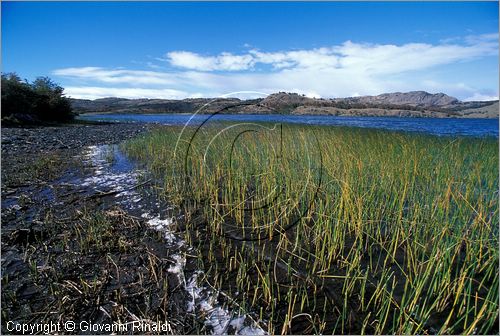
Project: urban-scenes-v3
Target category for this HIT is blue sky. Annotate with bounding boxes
[2,1,498,100]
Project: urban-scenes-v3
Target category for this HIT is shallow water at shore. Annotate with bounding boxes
[81,144,267,335]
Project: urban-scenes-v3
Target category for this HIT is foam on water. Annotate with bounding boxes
[81,144,267,335]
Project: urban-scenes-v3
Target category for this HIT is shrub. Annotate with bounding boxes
[1,73,75,124]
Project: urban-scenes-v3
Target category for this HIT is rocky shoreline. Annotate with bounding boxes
[1,122,174,334]
[2,123,151,189]
[1,122,150,155]
[1,123,186,334]
[1,122,266,335]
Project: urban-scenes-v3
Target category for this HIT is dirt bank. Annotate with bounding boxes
[1,122,267,335]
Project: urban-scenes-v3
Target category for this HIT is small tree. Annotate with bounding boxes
[1,73,37,119]
[31,76,73,121]
[1,73,74,123]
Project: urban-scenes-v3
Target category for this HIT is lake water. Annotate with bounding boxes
[80,113,499,138]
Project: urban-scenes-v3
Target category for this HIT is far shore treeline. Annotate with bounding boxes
[1,73,75,125]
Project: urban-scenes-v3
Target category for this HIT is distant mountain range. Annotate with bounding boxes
[69,91,499,118]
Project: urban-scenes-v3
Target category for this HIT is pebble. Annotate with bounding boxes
[1,123,151,155]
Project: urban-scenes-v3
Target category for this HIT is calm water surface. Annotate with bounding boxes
[80,113,499,137]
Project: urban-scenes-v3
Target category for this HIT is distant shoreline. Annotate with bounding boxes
[77,113,499,138]
[77,110,499,119]
[70,92,499,119]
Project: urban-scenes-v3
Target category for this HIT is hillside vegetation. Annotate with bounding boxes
[70,91,498,118]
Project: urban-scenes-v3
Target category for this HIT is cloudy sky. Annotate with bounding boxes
[2,2,498,101]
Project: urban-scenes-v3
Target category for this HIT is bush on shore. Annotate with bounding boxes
[2,73,75,124]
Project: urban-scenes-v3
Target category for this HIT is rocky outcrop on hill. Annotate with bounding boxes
[69,91,498,118]
[291,106,451,118]
[343,91,459,107]
[457,101,499,118]
[69,97,244,114]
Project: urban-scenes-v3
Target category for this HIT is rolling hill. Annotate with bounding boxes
[69,91,499,118]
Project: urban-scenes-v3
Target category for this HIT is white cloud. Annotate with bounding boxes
[332,40,497,75]
[463,93,499,102]
[54,34,498,100]
[464,32,499,45]
[53,67,182,85]
[250,48,340,70]
[164,38,497,74]
[167,51,254,71]
[63,86,189,100]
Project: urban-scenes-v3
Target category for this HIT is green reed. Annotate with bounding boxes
[124,123,498,334]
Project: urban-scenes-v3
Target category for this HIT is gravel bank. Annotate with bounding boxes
[1,122,150,155]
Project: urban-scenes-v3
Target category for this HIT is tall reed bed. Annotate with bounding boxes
[124,123,498,334]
